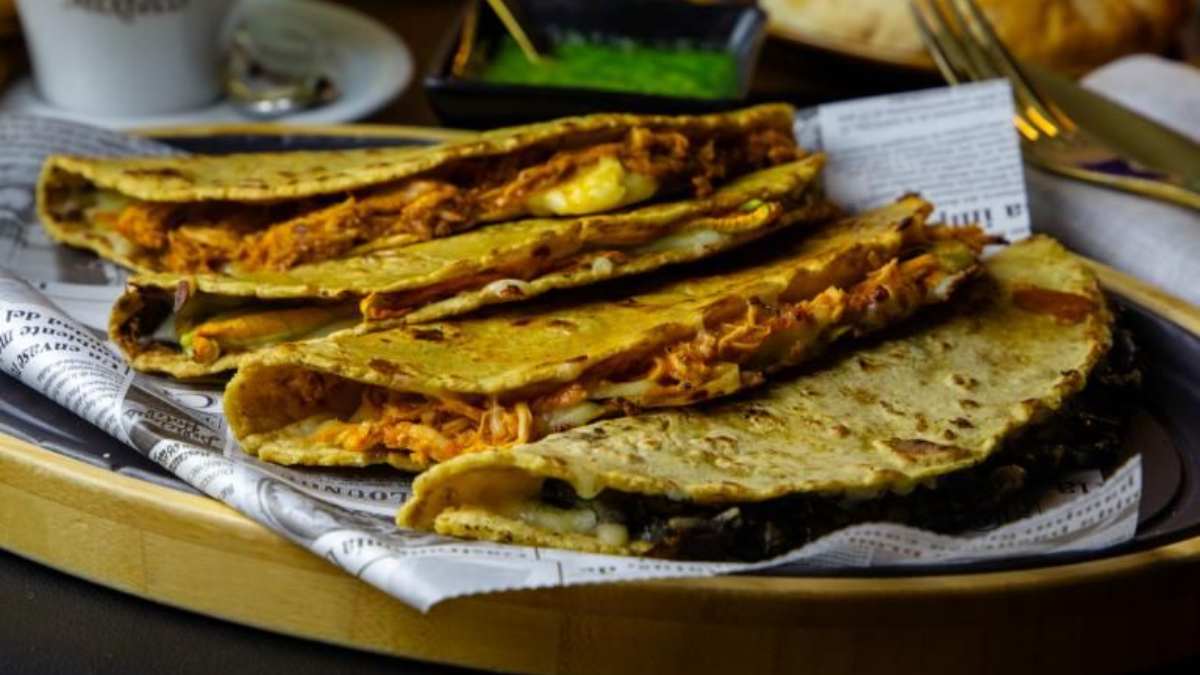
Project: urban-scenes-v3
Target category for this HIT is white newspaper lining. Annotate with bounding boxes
[797,79,1031,240]
[0,81,1140,613]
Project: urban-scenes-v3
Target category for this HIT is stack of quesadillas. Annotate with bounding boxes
[39,105,1132,561]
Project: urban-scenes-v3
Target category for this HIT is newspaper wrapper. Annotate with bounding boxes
[0,81,1141,612]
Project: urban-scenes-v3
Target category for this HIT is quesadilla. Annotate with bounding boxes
[111,158,835,378]
[224,196,987,471]
[38,105,799,274]
[397,236,1124,559]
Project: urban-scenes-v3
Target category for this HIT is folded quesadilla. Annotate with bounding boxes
[397,236,1123,559]
[224,196,987,471]
[110,157,835,378]
[38,105,799,274]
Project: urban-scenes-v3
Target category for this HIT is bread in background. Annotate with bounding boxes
[763,0,1193,75]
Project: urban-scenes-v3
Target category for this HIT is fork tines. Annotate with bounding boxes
[908,0,1071,140]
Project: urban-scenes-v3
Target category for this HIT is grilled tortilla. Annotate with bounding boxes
[397,236,1116,559]
[110,158,834,378]
[39,105,799,274]
[224,197,986,471]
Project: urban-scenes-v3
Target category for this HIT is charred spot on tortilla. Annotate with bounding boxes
[409,328,446,342]
[855,356,879,371]
[739,405,778,421]
[123,167,190,181]
[948,373,979,390]
[884,438,972,463]
[369,359,399,374]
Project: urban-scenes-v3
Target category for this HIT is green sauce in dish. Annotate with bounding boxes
[478,34,739,99]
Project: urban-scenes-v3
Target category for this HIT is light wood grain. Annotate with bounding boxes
[3,233,1200,672]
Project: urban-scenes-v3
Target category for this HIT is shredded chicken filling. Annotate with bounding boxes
[85,127,797,273]
[361,200,788,321]
[301,238,979,464]
[143,296,362,362]
[170,300,360,365]
[134,200,791,364]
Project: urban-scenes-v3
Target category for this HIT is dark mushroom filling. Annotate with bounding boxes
[536,327,1139,562]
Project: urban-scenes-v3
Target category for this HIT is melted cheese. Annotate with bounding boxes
[631,228,727,256]
[504,499,630,546]
[542,401,608,432]
[88,189,132,217]
[526,156,658,216]
[178,303,358,362]
[481,278,535,298]
[590,256,614,275]
[594,523,630,547]
[511,501,597,534]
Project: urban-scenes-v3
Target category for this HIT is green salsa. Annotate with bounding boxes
[478,34,739,99]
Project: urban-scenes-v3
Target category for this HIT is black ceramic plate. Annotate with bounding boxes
[2,130,1198,576]
[424,0,767,127]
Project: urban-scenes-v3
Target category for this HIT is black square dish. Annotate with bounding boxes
[424,0,767,128]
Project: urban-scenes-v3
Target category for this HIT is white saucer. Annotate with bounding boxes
[0,0,413,130]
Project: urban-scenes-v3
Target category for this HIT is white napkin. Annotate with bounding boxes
[1029,55,1200,306]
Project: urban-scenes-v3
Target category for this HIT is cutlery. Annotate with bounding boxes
[911,0,1200,210]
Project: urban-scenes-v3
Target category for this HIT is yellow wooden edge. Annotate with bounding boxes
[5,395,1200,675]
[1085,257,1200,337]
[134,122,477,144]
[3,259,1200,672]
[2,406,1194,598]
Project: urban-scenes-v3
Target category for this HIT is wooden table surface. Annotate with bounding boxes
[338,0,943,128]
[6,4,1199,674]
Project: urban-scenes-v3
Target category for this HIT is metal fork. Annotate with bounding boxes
[911,0,1200,210]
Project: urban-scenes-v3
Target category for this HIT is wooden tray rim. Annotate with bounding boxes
[3,258,1199,600]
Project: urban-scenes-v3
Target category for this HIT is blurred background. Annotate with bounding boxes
[0,0,1196,129]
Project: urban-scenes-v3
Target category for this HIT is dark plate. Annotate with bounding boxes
[423,0,766,128]
[3,129,1199,578]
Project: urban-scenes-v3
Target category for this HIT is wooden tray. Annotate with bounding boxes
[3,125,1200,675]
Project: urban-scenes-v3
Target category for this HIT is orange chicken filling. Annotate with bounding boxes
[305,240,979,465]
[101,127,798,273]
[360,201,789,321]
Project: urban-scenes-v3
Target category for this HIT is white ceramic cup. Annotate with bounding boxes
[15,0,237,116]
